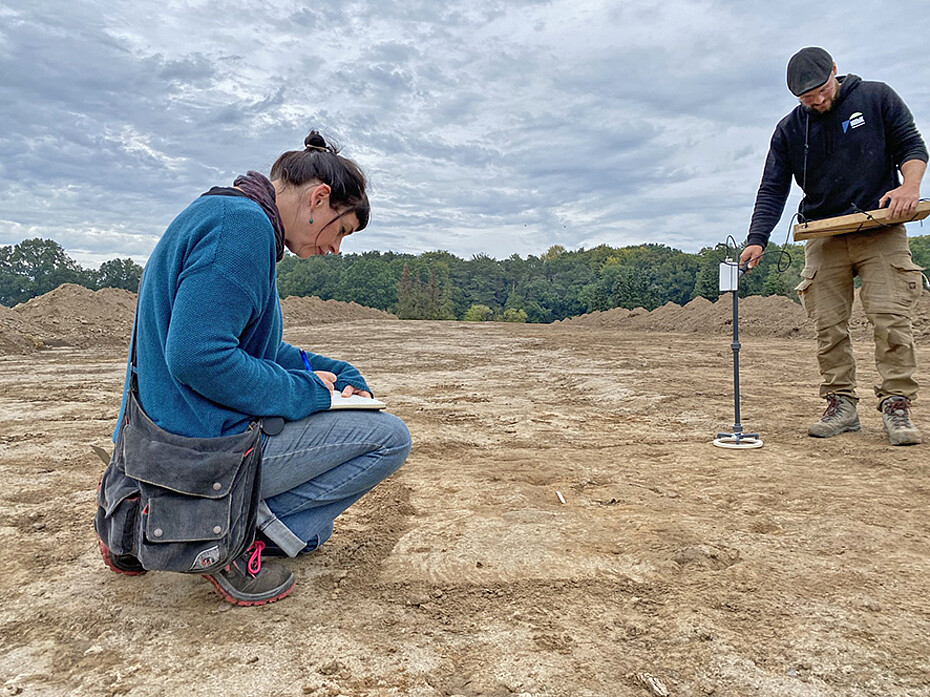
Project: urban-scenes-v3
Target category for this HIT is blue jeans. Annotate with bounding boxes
[256,409,411,557]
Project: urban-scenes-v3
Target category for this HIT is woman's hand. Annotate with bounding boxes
[339,385,372,399]
[314,371,337,393]
[315,371,372,399]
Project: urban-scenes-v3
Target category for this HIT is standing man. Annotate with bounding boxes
[740,47,927,445]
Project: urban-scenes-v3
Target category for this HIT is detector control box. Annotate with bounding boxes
[718,259,742,293]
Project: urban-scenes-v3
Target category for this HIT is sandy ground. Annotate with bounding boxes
[0,320,928,697]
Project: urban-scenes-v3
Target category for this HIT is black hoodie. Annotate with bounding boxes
[747,74,928,247]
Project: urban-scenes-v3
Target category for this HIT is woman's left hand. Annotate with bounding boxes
[340,385,372,399]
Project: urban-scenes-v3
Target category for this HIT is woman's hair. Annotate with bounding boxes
[270,130,370,231]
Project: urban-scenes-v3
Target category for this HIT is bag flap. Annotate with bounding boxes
[122,423,252,498]
[145,495,230,543]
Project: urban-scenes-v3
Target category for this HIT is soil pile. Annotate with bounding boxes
[0,285,398,355]
[13,283,136,349]
[280,295,397,326]
[5,282,927,355]
[559,291,930,341]
[558,294,814,338]
[0,304,44,355]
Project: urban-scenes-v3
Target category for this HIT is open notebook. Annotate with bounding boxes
[330,391,386,410]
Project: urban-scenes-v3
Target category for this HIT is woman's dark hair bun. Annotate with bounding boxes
[304,130,338,154]
[272,128,369,231]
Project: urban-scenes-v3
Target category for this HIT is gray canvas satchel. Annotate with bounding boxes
[94,305,263,574]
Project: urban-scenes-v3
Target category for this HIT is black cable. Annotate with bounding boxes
[847,197,930,233]
[773,213,796,273]
[710,235,742,267]
[738,195,930,276]
[715,218,794,274]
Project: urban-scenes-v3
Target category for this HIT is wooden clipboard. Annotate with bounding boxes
[793,201,930,241]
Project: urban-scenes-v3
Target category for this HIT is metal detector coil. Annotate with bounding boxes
[712,259,763,449]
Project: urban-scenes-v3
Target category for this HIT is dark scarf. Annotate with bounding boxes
[201,171,285,262]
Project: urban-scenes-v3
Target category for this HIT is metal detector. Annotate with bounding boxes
[712,258,763,449]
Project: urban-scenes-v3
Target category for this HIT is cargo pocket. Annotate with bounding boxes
[889,256,925,312]
[795,267,816,317]
[93,444,141,557]
[864,255,925,315]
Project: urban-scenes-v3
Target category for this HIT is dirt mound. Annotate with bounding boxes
[559,291,930,341]
[281,295,397,326]
[2,285,397,353]
[559,294,813,338]
[13,283,136,349]
[0,304,44,355]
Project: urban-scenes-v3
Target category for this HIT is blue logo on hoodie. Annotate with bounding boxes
[842,112,866,134]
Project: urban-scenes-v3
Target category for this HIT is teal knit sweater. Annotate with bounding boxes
[114,195,369,439]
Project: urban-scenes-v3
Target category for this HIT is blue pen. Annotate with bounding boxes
[299,349,312,372]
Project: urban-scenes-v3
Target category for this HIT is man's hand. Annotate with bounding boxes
[739,244,764,271]
[880,159,926,219]
[879,183,921,220]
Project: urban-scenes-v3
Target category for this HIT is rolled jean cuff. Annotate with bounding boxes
[256,500,306,558]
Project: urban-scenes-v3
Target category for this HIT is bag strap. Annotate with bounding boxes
[128,273,144,396]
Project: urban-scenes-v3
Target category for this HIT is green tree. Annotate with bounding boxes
[497,307,528,322]
[0,238,89,306]
[423,270,438,319]
[576,244,696,311]
[693,246,724,301]
[0,246,21,307]
[460,253,507,313]
[411,269,453,320]
[463,304,494,321]
[334,255,397,310]
[276,254,343,299]
[95,258,143,292]
[395,264,417,319]
[907,234,930,269]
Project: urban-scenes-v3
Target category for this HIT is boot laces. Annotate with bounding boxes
[246,540,264,577]
[883,398,913,429]
[822,394,845,421]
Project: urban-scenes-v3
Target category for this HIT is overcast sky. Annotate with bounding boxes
[2,1,929,267]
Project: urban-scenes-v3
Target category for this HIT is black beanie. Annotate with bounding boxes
[786,47,834,96]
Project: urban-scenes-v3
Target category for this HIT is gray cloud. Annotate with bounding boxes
[1,0,929,269]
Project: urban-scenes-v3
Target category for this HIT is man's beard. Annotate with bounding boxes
[806,98,835,115]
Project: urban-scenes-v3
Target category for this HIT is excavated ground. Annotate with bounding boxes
[0,287,927,696]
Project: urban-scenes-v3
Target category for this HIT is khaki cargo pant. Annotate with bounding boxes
[796,225,923,404]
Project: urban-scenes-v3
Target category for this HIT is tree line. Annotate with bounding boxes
[5,235,930,321]
[0,238,142,307]
[276,241,801,322]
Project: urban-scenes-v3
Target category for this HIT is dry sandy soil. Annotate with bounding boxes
[1,300,929,696]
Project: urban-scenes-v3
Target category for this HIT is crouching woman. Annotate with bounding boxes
[96,130,411,606]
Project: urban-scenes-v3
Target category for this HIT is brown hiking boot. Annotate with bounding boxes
[204,540,295,606]
[808,394,860,438]
[880,396,922,446]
